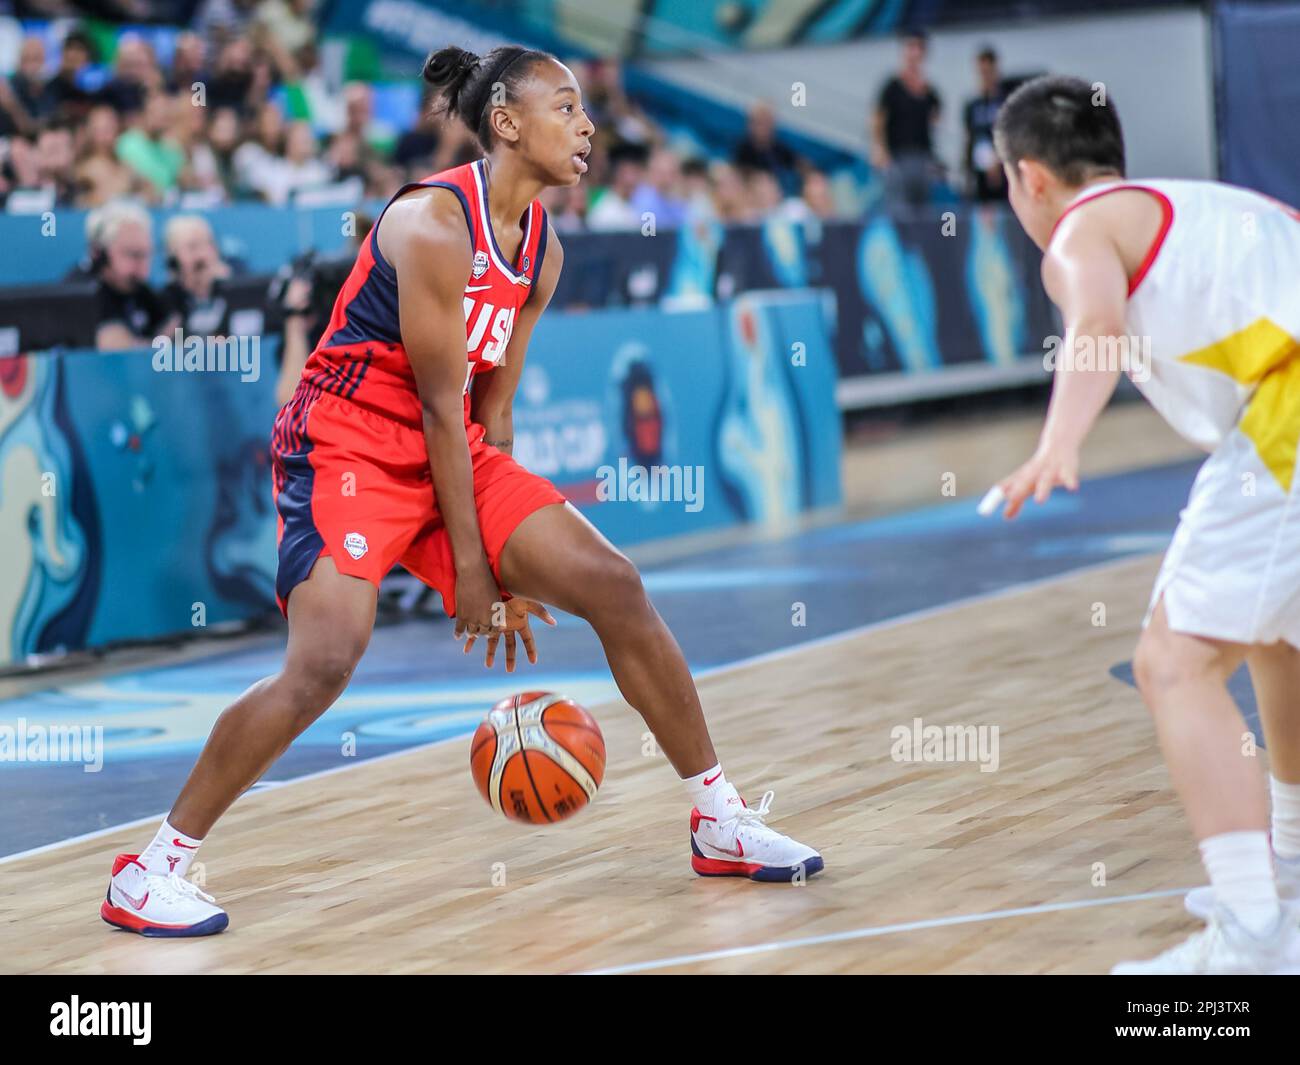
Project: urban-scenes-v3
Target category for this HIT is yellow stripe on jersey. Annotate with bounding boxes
[1179,317,1300,490]
[1179,316,1296,383]
[1239,358,1300,492]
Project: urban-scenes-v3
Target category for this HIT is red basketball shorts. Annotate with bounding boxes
[270,384,564,617]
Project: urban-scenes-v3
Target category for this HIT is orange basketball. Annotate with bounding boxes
[470,691,605,823]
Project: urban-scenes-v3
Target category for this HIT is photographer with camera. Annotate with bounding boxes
[271,210,371,405]
[161,214,236,337]
[82,201,178,351]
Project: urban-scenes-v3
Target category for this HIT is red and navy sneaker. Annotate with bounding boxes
[691,788,824,883]
[100,853,229,937]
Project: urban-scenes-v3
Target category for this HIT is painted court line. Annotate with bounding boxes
[578,888,1191,974]
[0,552,1155,867]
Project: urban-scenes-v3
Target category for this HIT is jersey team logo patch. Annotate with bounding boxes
[472,250,490,279]
[343,532,369,560]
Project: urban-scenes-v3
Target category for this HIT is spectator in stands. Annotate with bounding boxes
[161,214,235,335]
[206,37,265,116]
[1,37,48,136]
[116,90,184,201]
[196,0,261,47]
[35,121,77,206]
[541,182,588,233]
[168,33,209,96]
[681,157,716,222]
[0,80,29,140]
[1,133,41,212]
[963,45,1009,202]
[172,93,226,203]
[248,119,334,206]
[587,144,646,232]
[85,201,176,350]
[631,147,687,230]
[709,161,750,223]
[74,105,139,207]
[393,88,441,178]
[800,169,838,220]
[232,100,285,195]
[44,28,97,119]
[100,35,162,117]
[255,0,317,80]
[871,28,943,212]
[341,82,385,152]
[580,58,655,149]
[733,101,800,193]
[205,106,242,196]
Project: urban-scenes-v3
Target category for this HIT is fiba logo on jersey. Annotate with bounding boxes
[472,251,490,279]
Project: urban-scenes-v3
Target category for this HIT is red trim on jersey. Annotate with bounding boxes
[1050,183,1175,296]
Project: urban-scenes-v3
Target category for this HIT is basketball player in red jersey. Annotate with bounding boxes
[100,46,822,936]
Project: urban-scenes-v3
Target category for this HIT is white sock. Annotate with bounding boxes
[138,819,203,878]
[1270,777,1300,860]
[684,763,731,817]
[1199,830,1280,936]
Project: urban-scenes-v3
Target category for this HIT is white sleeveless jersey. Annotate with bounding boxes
[1050,178,1300,484]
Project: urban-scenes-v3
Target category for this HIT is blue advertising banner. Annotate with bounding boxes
[0,341,281,668]
[514,289,842,544]
[0,291,839,667]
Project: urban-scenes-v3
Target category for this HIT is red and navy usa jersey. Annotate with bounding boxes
[298,158,548,426]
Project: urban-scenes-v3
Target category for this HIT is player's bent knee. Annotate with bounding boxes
[1133,630,1219,706]
[594,553,648,613]
[287,634,369,703]
[565,552,647,623]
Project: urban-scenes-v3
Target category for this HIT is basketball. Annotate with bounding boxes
[470,692,606,823]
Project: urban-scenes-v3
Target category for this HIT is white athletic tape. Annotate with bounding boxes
[977,485,1006,518]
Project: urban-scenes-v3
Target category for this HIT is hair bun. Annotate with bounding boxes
[423,46,480,90]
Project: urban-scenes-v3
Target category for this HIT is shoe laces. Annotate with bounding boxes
[734,790,775,828]
[146,871,216,905]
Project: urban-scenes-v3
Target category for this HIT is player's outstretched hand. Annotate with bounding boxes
[463,597,557,672]
[998,444,1080,520]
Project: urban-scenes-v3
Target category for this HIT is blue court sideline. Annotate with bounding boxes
[0,458,1225,858]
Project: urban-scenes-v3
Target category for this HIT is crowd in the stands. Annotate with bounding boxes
[0,10,848,228]
[0,7,1015,230]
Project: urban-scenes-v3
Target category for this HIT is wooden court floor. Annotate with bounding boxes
[2,550,1222,974]
[1,400,1215,974]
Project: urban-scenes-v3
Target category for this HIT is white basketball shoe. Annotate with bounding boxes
[1111,907,1300,975]
[690,786,824,883]
[101,853,229,937]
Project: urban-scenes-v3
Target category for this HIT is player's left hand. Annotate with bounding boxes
[998,444,1080,520]
[462,597,556,671]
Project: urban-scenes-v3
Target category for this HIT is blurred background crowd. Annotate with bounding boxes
[0,4,1018,228]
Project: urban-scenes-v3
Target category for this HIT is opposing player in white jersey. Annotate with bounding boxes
[991,75,1300,974]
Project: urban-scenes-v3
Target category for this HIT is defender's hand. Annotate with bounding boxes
[998,444,1080,520]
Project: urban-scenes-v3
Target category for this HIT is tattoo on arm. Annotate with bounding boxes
[484,437,513,452]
